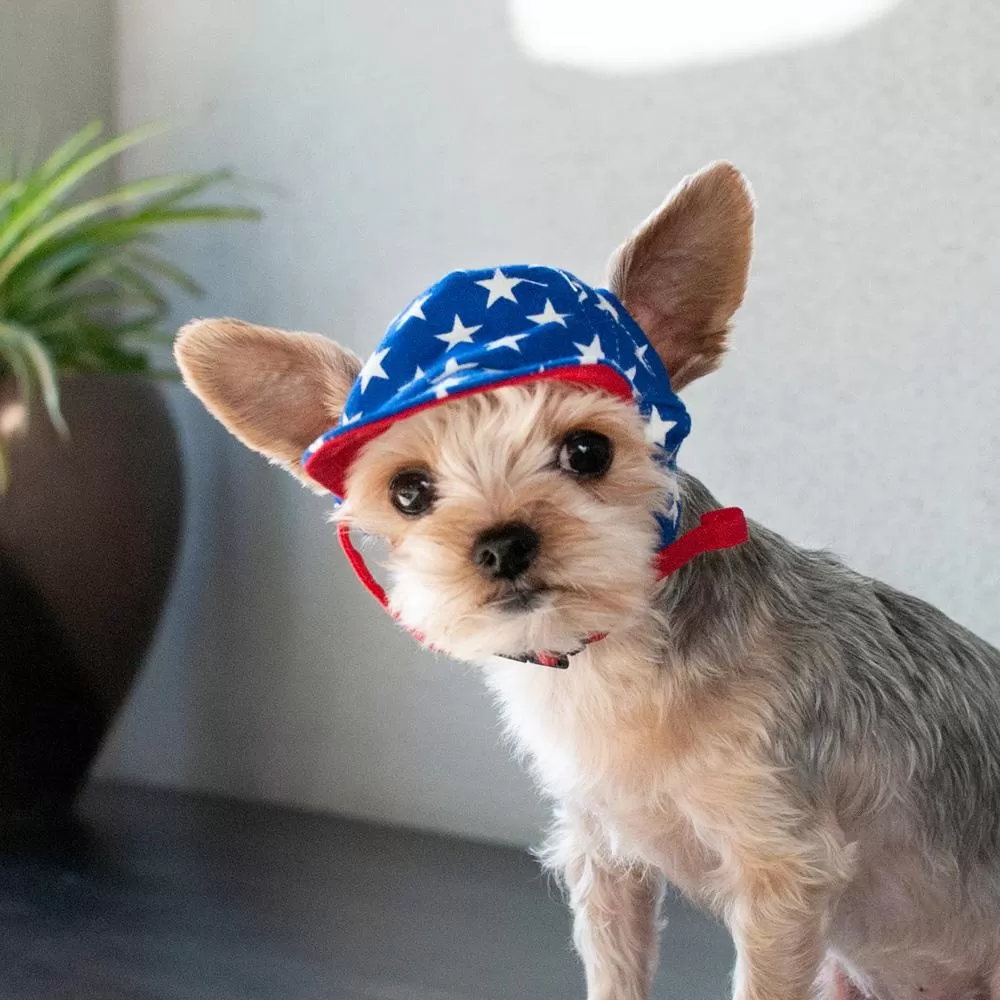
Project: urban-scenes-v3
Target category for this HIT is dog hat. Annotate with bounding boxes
[303,265,747,665]
[304,265,692,545]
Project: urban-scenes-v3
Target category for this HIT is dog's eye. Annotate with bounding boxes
[558,430,613,479]
[389,469,436,516]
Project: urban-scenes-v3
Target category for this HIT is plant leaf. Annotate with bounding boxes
[136,168,233,210]
[0,178,26,220]
[126,249,204,297]
[0,173,211,282]
[31,121,104,186]
[0,322,68,438]
[0,119,260,486]
[0,337,36,427]
[2,232,159,309]
[108,262,170,311]
[0,119,171,262]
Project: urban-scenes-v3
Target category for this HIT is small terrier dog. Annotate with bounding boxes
[176,163,1000,1000]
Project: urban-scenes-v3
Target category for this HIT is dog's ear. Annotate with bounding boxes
[607,162,754,391]
[174,318,361,488]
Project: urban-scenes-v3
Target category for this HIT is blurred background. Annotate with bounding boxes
[1,0,998,997]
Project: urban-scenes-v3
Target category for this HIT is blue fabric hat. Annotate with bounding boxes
[303,265,691,546]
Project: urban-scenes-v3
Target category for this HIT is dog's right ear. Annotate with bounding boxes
[607,162,754,391]
[174,318,361,489]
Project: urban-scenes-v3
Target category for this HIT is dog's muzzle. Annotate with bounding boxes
[336,507,749,669]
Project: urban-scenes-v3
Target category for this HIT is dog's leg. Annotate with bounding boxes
[725,842,856,1000]
[544,813,663,1000]
[681,760,855,1000]
[567,853,663,1000]
[730,890,829,1000]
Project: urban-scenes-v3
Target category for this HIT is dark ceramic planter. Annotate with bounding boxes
[0,374,182,826]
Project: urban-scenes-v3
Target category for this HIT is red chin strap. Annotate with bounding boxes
[336,507,748,668]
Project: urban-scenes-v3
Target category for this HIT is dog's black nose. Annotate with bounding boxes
[472,522,540,581]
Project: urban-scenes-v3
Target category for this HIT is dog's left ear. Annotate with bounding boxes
[174,318,362,489]
[607,162,754,391]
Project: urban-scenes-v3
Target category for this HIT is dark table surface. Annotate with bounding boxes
[0,782,732,1000]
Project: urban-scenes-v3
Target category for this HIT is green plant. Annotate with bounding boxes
[0,120,259,489]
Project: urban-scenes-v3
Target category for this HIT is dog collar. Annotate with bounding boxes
[337,506,748,668]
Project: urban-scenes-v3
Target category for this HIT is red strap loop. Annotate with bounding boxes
[654,507,749,579]
[337,521,389,608]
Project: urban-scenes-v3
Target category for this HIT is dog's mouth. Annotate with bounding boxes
[476,584,607,668]
[488,584,555,615]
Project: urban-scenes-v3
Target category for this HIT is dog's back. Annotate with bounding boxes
[672,470,1000,996]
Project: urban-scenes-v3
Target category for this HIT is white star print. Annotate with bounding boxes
[557,270,588,301]
[624,366,637,381]
[395,295,429,327]
[397,365,425,393]
[594,293,620,322]
[486,332,530,352]
[574,334,605,365]
[635,343,655,374]
[433,377,466,399]
[475,269,545,307]
[526,299,570,328]
[341,411,363,426]
[358,347,390,392]
[476,269,523,307]
[644,406,677,447]
[435,314,482,350]
[431,357,478,382]
[306,433,327,455]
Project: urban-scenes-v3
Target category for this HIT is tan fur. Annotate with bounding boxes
[549,808,665,1000]
[174,318,361,487]
[607,161,754,390]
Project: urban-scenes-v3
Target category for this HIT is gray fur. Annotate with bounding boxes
[669,469,1000,875]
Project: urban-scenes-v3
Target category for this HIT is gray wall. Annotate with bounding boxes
[96,0,1000,846]
[0,0,114,158]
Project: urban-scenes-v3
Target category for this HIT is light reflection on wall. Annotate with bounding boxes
[508,0,903,74]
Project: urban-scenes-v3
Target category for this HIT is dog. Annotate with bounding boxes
[175,162,1000,1000]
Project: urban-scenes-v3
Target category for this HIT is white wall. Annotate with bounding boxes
[97,0,1000,846]
[0,0,114,158]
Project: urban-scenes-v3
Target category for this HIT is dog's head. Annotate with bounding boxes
[175,163,753,662]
